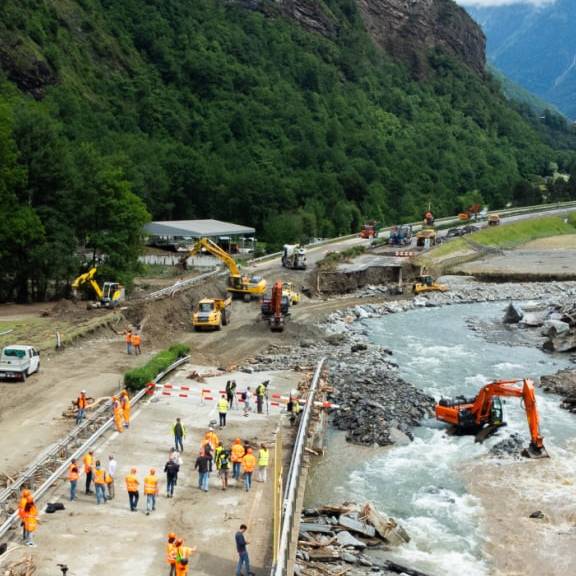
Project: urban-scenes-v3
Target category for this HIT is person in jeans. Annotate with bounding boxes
[76,390,87,425]
[164,458,180,498]
[67,459,79,501]
[173,418,186,452]
[144,468,159,515]
[94,460,107,505]
[125,467,140,511]
[235,524,253,576]
[194,450,210,492]
[242,448,256,492]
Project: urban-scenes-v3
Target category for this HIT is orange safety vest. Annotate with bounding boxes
[105,472,113,485]
[83,453,93,473]
[132,334,141,346]
[18,497,28,520]
[23,504,38,533]
[231,444,245,463]
[121,396,131,420]
[242,453,257,473]
[125,474,139,492]
[125,332,132,343]
[206,432,218,450]
[176,562,189,576]
[94,468,106,485]
[166,542,177,566]
[78,395,87,409]
[143,475,158,495]
[67,464,79,481]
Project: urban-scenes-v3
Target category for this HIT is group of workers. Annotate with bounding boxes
[166,532,197,576]
[124,329,142,355]
[190,428,269,493]
[75,389,131,434]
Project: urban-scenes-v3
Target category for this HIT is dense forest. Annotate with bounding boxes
[1,0,576,301]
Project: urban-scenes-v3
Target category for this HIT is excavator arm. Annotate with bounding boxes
[471,379,546,454]
[71,267,104,300]
[187,238,241,278]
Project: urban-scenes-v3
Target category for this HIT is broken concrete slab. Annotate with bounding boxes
[335,531,367,549]
[300,523,334,534]
[307,548,341,562]
[362,502,410,545]
[338,514,376,537]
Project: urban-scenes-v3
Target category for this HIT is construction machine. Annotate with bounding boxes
[360,221,378,239]
[282,282,301,305]
[192,297,232,331]
[423,210,435,227]
[389,225,413,246]
[435,378,549,458]
[282,244,307,270]
[488,214,501,226]
[458,204,482,222]
[186,238,266,301]
[412,275,448,294]
[262,281,288,332]
[415,228,437,248]
[71,267,125,308]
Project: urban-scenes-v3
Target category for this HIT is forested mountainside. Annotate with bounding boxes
[466,0,576,119]
[1,0,576,301]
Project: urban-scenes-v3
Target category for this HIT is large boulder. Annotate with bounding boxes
[540,370,576,396]
[541,320,571,338]
[503,303,524,324]
[520,312,545,327]
[543,333,576,353]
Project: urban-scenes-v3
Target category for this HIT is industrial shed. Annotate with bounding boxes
[144,219,256,253]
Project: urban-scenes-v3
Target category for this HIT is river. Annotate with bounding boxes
[305,302,575,576]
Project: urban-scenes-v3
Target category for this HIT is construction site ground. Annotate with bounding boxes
[27,364,300,576]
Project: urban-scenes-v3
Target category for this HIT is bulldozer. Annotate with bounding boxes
[71,267,125,308]
[185,238,266,301]
[192,297,232,331]
[435,378,549,458]
[412,275,448,294]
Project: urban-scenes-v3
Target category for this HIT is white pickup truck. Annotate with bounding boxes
[0,345,41,381]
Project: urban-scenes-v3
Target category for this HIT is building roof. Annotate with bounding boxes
[144,219,255,238]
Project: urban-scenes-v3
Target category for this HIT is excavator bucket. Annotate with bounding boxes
[522,444,550,459]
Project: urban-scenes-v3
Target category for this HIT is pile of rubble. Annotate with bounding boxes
[296,502,430,576]
[503,301,576,353]
[540,369,576,413]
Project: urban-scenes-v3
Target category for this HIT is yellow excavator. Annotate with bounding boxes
[186,238,267,301]
[71,267,125,308]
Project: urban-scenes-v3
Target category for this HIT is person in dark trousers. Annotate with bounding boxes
[226,380,236,410]
[164,458,180,498]
[256,382,266,414]
[194,450,210,492]
[173,418,186,452]
[235,524,254,576]
[217,394,228,427]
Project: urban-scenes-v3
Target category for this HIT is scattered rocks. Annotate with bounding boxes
[489,433,525,459]
[540,369,576,413]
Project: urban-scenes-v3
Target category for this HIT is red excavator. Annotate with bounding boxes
[435,379,549,458]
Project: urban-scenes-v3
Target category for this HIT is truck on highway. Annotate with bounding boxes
[0,345,41,381]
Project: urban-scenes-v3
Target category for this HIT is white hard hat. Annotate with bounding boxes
[81,390,86,394]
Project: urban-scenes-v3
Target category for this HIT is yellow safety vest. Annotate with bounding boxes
[258,449,269,467]
[217,398,228,413]
[144,475,158,495]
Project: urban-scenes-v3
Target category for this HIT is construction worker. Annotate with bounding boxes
[76,390,88,425]
[125,467,140,511]
[67,459,80,501]
[176,558,189,576]
[112,396,124,433]
[242,448,257,492]
[22,494,38,547]
[231,438,245,481]
[83,450,94,494]
[125,329,132,354]
[144,468,159,515]
[94,460,107,505]
[18,488,31,541]
[173,418,186,452]
[132,332,142,355]
[205,428,219,453]
[257,443,269,483]
[107,455,117,499]
[256,382,266,414]
[217,394,228,427]
[120,390,131,428]
[166,533,178,576]
[175,539,197,564]
[215,444,230,490]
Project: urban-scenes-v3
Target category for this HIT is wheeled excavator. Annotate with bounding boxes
[186,238,266,301]
[435,378,549,458]
[71,267,125,308]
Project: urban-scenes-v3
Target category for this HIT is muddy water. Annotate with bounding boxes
[305,302,574,576]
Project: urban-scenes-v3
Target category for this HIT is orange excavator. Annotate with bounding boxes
[435,379,549,459]
[265,280,287,332]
